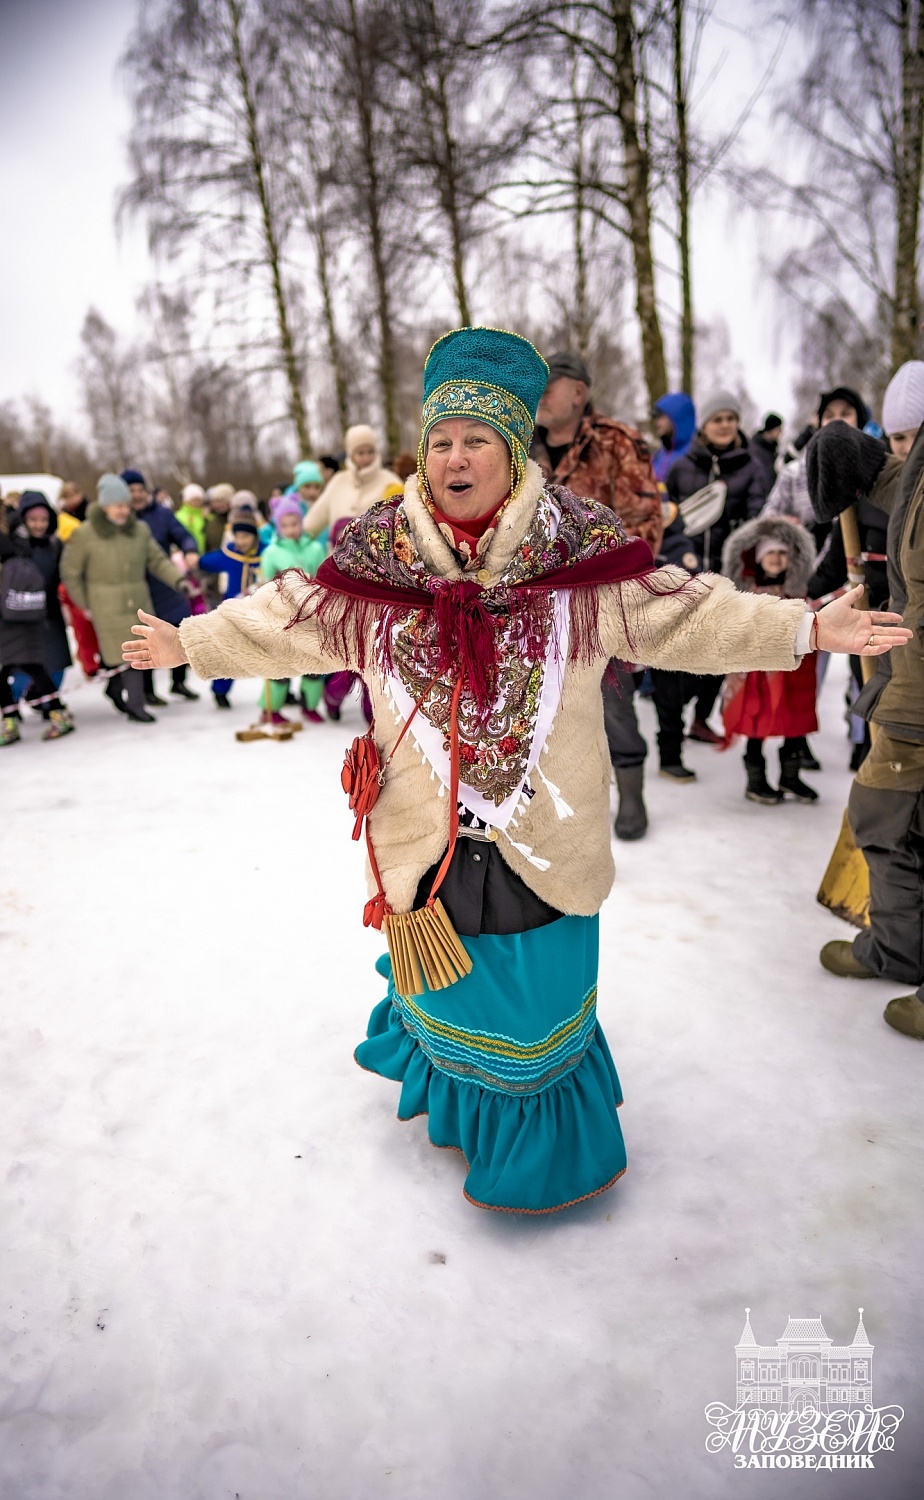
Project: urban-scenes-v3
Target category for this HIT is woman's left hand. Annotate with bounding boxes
[815,584,913,656]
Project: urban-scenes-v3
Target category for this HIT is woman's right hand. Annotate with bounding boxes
[122,609,188,670]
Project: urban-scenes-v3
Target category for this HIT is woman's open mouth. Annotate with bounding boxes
[447,480,473,495]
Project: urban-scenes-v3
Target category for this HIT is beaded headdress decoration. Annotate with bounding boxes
[416,327,549,509]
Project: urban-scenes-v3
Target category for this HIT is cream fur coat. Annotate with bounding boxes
[180,462,806,915]
[304,455,402,538]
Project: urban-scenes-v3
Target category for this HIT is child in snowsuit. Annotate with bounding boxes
[721,516,819,804]
[197,509,265,708]
[259,497,326,722]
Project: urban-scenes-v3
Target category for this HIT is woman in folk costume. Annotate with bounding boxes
[123,329,911,1214]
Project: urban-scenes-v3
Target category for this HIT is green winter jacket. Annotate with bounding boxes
[60,503,184,665]
[173,503,207,553]
[260,532,326,582]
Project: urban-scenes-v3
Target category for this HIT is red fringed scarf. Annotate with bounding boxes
[282,490,701,717]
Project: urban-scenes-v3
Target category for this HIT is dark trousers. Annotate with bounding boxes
[602,663,647,769]
[850,780,924,996]
[142,664,188,693]
[651,668,687,767]
[1,662,62,717]
[104,662,146,716]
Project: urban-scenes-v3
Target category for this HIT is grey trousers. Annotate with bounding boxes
[602,663,647,769]
[849,780,924,996]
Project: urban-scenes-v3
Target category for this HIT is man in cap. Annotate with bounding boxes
[530,351,663,841]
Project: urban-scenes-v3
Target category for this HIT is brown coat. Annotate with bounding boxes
[179,462,805,916]
[530,408,663,552]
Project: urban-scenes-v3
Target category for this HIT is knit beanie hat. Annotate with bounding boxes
[756,534,789,565]
[698,389,741,426]
[273,496,303,523]
[98,473,132,506]
[293,459,323,487]
[208,483,235,505]
[230,489,258,510]
[817,386,869,428]
[344,425,379,459]
[120,468,146,488]
[881,361,924,435]
[419,327,549,500]
[805,424,888,523]
[228,508,259,536]
[181,482,205,503]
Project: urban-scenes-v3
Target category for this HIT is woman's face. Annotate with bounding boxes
[24,508,50,538]
[889,428,917,459]
[425,419,512,520]
[820,398,858,428]
[351,443,377,471]
[104,503,131,526]
[701,411,739,448]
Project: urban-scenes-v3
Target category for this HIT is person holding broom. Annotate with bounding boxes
[122,328,911,1211]
[809,414,924,1040]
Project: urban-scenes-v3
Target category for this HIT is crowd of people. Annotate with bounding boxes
[3,341,922,1059]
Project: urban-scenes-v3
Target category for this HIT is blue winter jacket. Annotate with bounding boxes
[652,393,697,483]
[198,540,265,599]
[136,499,196,626]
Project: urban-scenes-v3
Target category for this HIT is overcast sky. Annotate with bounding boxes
[0,0,805,437]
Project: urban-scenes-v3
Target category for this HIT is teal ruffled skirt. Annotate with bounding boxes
[354,914,626,1213]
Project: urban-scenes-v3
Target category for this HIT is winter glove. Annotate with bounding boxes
[806,421,888,523]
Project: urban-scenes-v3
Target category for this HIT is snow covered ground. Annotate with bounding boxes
[2,657,921,1500]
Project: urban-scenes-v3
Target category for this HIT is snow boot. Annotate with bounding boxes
[170,682,199,700]
[779,746,818,802]
[883,994,924,1039]
[795,736,821,771]
[105,675,128,714]
[145,691,168,707]
[659,762,696,783]
[614,765,648,841]
[0,713,22,747]
[819,941,876,979]
[688,717,722,745]
[214,692,231,709]
[744,746,782,805]
[127,707,157,723]
[42,709,75,741]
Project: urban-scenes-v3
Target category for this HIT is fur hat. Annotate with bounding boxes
[881,361,924,436]
[722,516,815,598]
[181,483,205,503]
[420,327,549,495]
[98,473,132,506]
[698,389,741,426]
[230,489,258,510]
[207,483,235,505]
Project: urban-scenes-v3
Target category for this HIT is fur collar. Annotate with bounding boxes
[401,459,546,582]
[722,515,816,598]
[89,502,138,538]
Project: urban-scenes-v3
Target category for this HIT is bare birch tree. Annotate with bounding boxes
[776,0,924,375]
[120,0,312,454]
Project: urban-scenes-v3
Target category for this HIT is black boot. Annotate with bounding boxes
[744,743,782,805]
[614,765,648,840]
[779,744,819,802]
[105,673,128,714]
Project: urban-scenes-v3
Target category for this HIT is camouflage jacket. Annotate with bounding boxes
[530,408,663,553]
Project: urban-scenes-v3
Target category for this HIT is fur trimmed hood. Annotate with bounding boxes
[722,515,816,598]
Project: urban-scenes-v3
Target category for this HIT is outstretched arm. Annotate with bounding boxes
[122,576,353,678]
[599,568,910,675]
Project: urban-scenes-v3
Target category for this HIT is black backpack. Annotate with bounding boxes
[1,554,47,623]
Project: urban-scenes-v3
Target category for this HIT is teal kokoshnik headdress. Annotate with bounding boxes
[417,327,550,505]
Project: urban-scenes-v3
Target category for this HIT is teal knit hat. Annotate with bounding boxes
[97,473,131,506]
[418,327,549,500]
[293,459,323,488]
